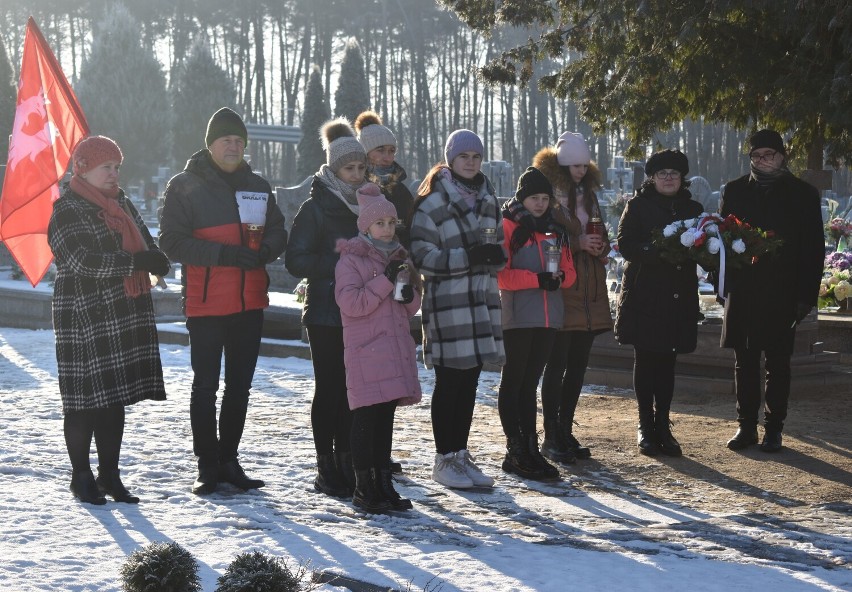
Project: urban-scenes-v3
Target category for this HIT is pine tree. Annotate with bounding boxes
[170,36,237,168]
[74,3,170,185]
[0,36,16,164]
[333,38,370,122]
[297,65,330,180]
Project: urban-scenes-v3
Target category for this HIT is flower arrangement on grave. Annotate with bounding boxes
[819,251,852,310]
[826,217,852,250]
[293,278,308,303]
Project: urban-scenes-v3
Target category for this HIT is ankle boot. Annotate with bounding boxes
[376,468,412,510]
[560,420,591,459]
[637,411,659,456]
[96,469,139,503]
[526,433,560,480]
[335,449,356,496]
[314,453,350,498]
[727,422,758,450]
[71,469,107,505]
[502,435,545,480]
[655,414,682,457]
[541,418,576,464]
[192,457,218,495]
[353,469,391,513]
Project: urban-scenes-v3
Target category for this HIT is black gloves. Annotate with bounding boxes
[399,284,415,304]
[385,260,406,283]
[468,243,505,266]
[132,250,170,276]
[537,272,561,291]
[795,302,812,323]
[219,245,261,270]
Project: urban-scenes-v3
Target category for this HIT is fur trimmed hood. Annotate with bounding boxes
[532,146,601,194]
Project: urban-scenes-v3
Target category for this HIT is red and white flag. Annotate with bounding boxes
[0,17,88,286]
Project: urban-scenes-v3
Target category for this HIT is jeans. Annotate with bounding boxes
[187,309,263,463]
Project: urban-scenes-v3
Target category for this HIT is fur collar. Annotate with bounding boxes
[532,146,601,194]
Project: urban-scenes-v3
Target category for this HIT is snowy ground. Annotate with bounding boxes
[0,327,850,591]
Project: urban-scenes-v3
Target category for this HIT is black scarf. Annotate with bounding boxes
[502,197,569,254]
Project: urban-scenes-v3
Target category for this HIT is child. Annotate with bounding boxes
[335,183,422,513]
[497,167,576,481]
[284,117,368,498]
[408,129,505,490]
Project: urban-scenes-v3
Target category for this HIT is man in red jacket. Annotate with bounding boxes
[160,108,288,494]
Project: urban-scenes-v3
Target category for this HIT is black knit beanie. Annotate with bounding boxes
[515,166,553,201]
[205,107,248,147]
[749,129,786,155]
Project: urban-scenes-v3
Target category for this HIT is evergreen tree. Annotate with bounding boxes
[74,3,170,185]
[297,65,330,180]
[333,38,370,122]
[0,36,15,164]
[170,35,237,167]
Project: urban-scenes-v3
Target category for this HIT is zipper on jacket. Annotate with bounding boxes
[582,255,593,330]
[202,267,211,302]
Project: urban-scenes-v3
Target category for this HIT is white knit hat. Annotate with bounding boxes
[355,111,397,154]
[556,132,592,166]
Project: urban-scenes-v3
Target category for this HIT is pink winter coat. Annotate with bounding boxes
[334,236,423,410]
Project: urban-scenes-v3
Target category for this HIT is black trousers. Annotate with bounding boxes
[306,324,352,455]
[64,406,125,473]
[541,330,596,428]
[350,400,398,471]
[187,310,263,464]
[498,327,556,437]
[734,346,792,430]
[431,364,482,454]
[633,347,677,423]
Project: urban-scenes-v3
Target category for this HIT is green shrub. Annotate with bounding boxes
[215,551,305,592]
[120,541,201,592]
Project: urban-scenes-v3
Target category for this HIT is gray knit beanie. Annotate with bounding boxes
[321,117,367,172]
[444,129,484,165]
[354,111,397,154]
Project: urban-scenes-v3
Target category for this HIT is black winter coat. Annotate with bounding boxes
[719,173,824,353]
[285,175,359,327]
[615,185,703,353]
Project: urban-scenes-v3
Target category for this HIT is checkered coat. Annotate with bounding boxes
[48,187,167,413]
[409,170,505,369]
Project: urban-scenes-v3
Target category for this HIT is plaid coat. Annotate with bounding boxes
[409,170,505,369]
[48,187,167,413]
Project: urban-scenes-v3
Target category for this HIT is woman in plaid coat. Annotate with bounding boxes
[48,136,168,505]
[409,129,505,490]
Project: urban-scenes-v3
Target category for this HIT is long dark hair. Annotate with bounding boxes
[565,165,603,219]
[406,162,447,229]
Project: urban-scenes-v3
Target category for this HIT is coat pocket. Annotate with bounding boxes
[344,330,400,390]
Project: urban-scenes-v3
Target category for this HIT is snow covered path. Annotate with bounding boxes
[0,328,849,591]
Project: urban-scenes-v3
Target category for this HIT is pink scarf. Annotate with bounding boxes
[70,175,151,298]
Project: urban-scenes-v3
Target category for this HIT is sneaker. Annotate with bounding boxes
[432,452,474,489]
[456,449,495,488]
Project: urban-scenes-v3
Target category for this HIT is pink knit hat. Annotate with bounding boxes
[357,183,398,233]
[556,132,591,166]
[72,135,123,175]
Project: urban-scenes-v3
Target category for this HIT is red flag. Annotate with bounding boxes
[0,17,88,286]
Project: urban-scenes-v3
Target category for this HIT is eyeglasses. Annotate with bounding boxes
[750,150,778,163]
[654,170,681,180]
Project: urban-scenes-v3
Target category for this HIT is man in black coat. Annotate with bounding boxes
[720,130,824,452]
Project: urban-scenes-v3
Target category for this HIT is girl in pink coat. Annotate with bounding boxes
[335,183,422,513]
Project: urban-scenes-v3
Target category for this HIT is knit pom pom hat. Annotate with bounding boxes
[321,117,367,173]
[645,149,689,177]
[354,111,397,154]
[72,135,123,176]
[444,129,484,166]
[205,107,248,147]
[555,132,592,166]
[356,182,398,233]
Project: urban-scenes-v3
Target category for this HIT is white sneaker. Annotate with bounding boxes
[456,449,495,488]
[432,452,474,489]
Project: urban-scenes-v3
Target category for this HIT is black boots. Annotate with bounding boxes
[192,458,218,495]
[541,419,577,464]
[727,423,759,450]
[760,429,783,452]
[637,413,660,456]
[335,449,356,495]
[353,469,392,513]
[96,469,139,503]
[71,469,107,505]
[219,459,265,490]
[502,434,559,481]
[314,453,350,498]
[376,468,412,510]
[526,433,560,479]
[655,414,682,457]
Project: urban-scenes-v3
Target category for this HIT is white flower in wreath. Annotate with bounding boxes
[707,237,722,254]
[703,223,718,235]
[680,229,696,247]
[683,218,697,228]
[732,238,746,254]
[834,280,851,301]
[663,223,678,238]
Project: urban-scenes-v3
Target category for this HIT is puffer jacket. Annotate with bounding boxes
[534,147,613,334]
[334,236,422,410]
[615,184,703,353]
[285,175,361,327]
[159,150,288,317]
[498,218,575,330]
